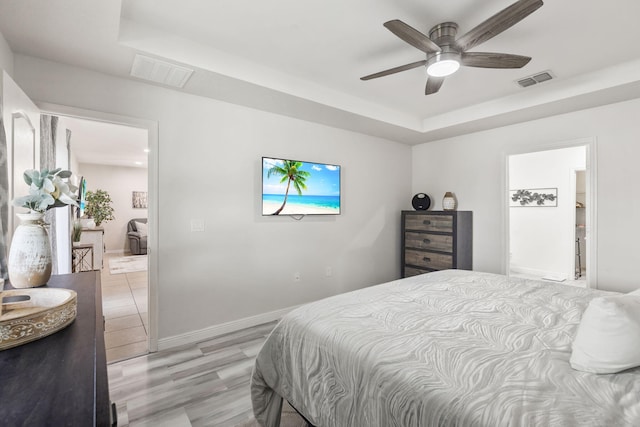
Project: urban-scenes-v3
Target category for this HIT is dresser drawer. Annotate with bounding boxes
[404,215,453,233]
[405,249,453,270]
[404,266,430,277]
[404,232,453,253]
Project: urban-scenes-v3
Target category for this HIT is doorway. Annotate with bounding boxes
[506,139,597,288]
[39,102,159,359]
[63,116,149,362]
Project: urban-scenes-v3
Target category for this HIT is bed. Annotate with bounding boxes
[250,270,640,426]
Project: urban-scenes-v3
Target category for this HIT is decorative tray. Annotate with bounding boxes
[0,288,77,350]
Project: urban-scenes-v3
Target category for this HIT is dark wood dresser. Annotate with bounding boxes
[401,211,473,277]
[0,271,111,426]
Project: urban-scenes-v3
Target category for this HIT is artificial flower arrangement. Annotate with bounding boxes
[13,168,79,212]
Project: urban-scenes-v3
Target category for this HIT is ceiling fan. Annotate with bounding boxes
[361,0,543,95]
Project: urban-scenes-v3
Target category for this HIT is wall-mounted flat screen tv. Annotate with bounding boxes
[262,157,341,216]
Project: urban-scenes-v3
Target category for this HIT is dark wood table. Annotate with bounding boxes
[0,272,111,426]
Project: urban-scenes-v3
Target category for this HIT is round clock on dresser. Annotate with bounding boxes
[411,193,431,211]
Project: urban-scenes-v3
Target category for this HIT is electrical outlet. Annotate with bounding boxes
[325,267,332,277]
[190,219,205,232]
[294,272,301,282]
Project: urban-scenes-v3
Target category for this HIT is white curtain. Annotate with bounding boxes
[40,115,59,274]
[0,107,9,280]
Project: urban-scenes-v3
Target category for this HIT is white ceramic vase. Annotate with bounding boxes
[80,218,96,229]
[442,192,457,211]
[8,212,52,288]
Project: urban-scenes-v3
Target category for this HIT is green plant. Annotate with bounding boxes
[84,189,115,226]
[13,168,78,213]
[72,219,83,242]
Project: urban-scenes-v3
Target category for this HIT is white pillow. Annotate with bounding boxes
[628,288,640,296]
[570,294,640,374]
[134,221,148,237]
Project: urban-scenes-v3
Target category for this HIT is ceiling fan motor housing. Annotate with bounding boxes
[425,23,461,77]
[428,22,458,45]
[425,22,461,76]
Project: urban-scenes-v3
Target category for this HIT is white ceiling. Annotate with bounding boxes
[1,0,640,145]
[59,116,148,168]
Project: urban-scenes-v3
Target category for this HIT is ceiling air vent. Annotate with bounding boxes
[130,54,194,88]
[516,70,554,88]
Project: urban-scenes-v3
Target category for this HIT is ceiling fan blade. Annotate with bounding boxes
[425,76,444,95]
[384,20,442,54]
[461,52,531,68]
[361,60,427,81]
[456,0,543,52]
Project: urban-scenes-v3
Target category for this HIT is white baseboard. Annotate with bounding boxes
[157,305,300,351]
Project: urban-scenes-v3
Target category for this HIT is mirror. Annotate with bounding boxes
[10,111,36,241]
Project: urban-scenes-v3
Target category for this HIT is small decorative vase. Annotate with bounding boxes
[81,218,96,229]
[442,192,457,211]
[8,212,52,288]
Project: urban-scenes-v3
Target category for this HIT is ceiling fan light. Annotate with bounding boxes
[427,60,460,77]
[426,53,461,77]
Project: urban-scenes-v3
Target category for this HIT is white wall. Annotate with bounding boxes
[77,162,148,253]
[509,146,585,279]
[62,119,81,187]
[413,97,640,293]
[0,30,13,77]
[13,54,412,339]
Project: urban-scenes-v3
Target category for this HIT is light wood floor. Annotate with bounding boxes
[107,321,278,426]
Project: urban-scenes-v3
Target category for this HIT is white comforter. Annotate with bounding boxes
[251,270,640,426]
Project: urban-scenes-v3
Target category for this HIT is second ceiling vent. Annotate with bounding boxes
[516,70,554,88]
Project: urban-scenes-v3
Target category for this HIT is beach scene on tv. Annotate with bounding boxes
[262,157,341,215]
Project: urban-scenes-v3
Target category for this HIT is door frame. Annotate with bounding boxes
[38,102,160,352]
[503,137,598,288]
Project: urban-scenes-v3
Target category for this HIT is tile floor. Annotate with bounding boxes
[102,252,149,363]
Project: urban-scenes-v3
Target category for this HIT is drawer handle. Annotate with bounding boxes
[422,256,431,262]
[423,220,431,225]
[423,239,431,244]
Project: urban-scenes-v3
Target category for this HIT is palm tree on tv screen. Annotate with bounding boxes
[267,160,310,215]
